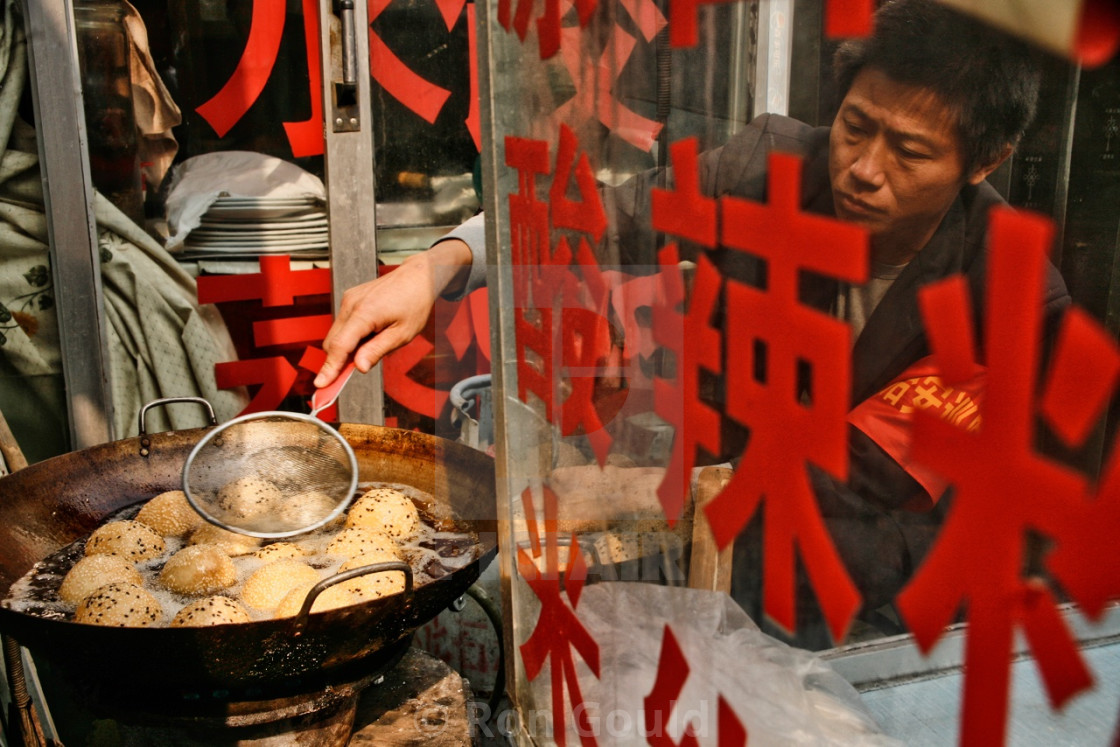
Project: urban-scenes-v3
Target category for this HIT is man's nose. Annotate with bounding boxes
[849,138,887,188]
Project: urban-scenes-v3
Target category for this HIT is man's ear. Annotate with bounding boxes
[967,143,1015,186]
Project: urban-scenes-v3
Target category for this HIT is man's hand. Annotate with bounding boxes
[314,239,473,388]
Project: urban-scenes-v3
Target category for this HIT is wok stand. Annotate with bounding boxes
[29,641,477,746]
[0,421,499,746]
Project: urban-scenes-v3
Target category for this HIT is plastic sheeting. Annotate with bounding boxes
[555,583,902,746]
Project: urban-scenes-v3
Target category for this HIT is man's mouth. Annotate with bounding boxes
[837,192,882,218]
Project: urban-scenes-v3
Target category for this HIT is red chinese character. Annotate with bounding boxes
[198,255,332,307]
[706,153,868,641]
[499,0,597,58]
[368,0,451,124]
[652,248,722,526]
[825,0,874,38]
[650,139,720,525]
[644,625,747,747]
[517,485,599,747]
[1045,308,1120,616]
[200,256,336,415]
[555,25,664,152]
[215,357,300,414]
[1075,0,1120,67]
[897,209,1103,747]
[195,0,324,157]
[506,130,623,461]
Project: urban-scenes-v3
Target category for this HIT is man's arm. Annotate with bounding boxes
[314,233,474,388]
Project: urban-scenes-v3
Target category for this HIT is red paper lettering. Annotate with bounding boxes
[706,152,867,641]
[1039,307,1120,446]
[825,0,874,38]
[434,0,466,30]
[558,306,614,464]
[465,3,482,149]
[197,255,332,307]
[283,0,326,157]
[556,25,663,152]
[368,0,452,124]
[550,125,608,242]
[195,0,285,138]
[644,625,748,747]
[1076,0,1120,67]
[195,0,324,157]
[253,315,333,346]
[653,248,722,526]
[382,334,450,419]
[649,139,721,524]
[203,256,340,416]
[897,209,1098,747]
[651,138,717,247]
[507,132,627,450]
[668,0,737,49]
[518,485,600,747]
[215,357,299,413]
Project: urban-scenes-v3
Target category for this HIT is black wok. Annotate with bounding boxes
[0,423,497,711]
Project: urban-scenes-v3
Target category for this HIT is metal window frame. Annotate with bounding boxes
[23,0,115,449]
[318,0,384,425]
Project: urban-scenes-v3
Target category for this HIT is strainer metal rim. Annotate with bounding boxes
[181,410,360,539]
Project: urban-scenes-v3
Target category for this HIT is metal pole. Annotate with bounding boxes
[23,0,115,448]
[318,0,385,425]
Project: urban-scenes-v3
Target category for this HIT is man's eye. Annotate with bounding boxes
[898,148,930,160]
[845,121,866,135]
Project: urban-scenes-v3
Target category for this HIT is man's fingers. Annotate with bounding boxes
[353,327,408,372]
[315,325,369,386]
[314,354,346,388]
[316,306,384,386]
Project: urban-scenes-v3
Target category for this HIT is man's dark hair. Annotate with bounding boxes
[833,0,1042,174]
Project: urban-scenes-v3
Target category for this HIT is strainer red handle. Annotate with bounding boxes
[310,361,357,418]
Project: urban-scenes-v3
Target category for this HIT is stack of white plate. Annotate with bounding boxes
[183,196,328,255]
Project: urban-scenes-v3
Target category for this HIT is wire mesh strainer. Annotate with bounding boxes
[182,365,358,537]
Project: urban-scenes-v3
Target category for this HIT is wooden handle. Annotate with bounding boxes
[0,408,28,473]
[687,466,734,593]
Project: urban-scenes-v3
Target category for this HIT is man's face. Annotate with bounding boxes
[829,67,992,263]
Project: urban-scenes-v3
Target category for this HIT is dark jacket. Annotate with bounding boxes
[607,113,1071,627]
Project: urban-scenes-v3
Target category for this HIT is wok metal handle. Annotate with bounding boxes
[138,397,218,457]
[290,561,414,635]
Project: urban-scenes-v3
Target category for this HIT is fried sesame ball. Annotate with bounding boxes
[59,555,143,605]
[84,520,167,562]
[254,542,307,562]
[134,490,205,537]
[336,550,407,600]
[324,527,401,560]
[275,489,342,530]
[216,475,283,523]
[159,545,237,596]
[170,596,252,627]
[188,524,262,556]
[344,488,420,539]
[73,582,163,627]
[240,559,321,612]
[273,582,355,618]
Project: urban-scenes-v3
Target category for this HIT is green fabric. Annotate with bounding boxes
[0,2,247,462]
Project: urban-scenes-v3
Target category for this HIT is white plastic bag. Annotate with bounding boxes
[539,583,902,746]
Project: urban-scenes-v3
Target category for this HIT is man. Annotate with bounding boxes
[315,0,1069,645]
